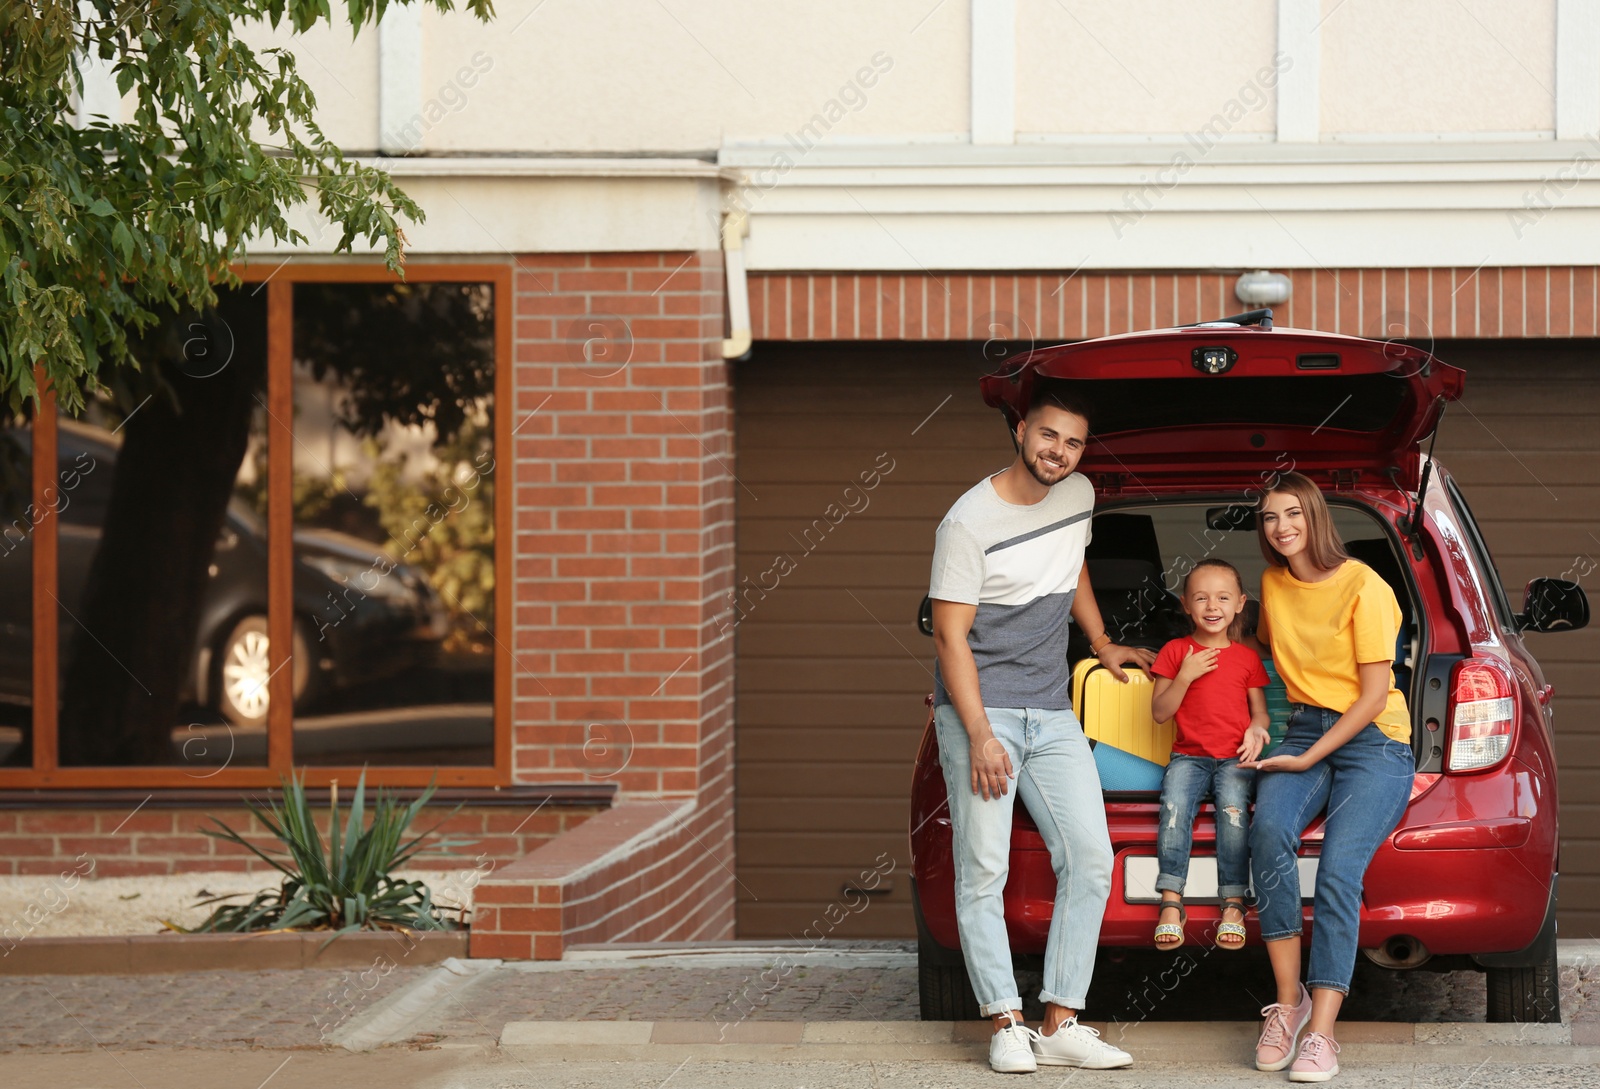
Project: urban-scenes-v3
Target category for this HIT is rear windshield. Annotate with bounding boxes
[1039,374,1408,435]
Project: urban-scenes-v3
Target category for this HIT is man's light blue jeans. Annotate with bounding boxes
[934,704,1113,1014]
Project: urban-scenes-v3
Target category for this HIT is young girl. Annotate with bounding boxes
[1148,559,1272,952]
[1242,472,1414,1083]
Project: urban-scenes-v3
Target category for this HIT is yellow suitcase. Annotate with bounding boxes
[1070,658,1176,766]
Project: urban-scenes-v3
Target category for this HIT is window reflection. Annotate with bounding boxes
[0,412,31,767]
[57,287,270,768]
[288,282,495,766]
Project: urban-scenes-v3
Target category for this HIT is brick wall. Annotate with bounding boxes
[749,268,1600,341]
[471,797,735,959]
[466,249,738,956]
[508,250,735,797]
[0,805,599,878]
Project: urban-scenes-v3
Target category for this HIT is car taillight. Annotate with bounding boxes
[1446,658,1516,772]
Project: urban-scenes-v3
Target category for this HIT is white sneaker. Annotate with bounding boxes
[1031,1017,1133,1069]
[989,1012,1041,1074]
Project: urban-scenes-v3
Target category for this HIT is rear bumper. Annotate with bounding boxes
[1472,877,1558,969]
[913,808,1555,959]
[910,737,1559,964]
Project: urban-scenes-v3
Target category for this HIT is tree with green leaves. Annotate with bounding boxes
[3,0,493,411]
[1,1,496,764]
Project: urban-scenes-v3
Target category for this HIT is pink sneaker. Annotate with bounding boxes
[1288,1030,1340,1082]
[1255,984,1312,1072]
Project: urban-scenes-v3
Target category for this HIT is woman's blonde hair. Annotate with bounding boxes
[1257,471,1350,573]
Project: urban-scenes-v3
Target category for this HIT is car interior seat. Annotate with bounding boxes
[1345,537,1415,692]
[1070,513,1189,660]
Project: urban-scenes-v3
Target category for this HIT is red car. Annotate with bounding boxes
[910,311,1588,1023]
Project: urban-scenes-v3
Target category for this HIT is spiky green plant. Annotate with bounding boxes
[186,770,467,934]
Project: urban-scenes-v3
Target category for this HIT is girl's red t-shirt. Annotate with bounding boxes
[1150,637,1270,759]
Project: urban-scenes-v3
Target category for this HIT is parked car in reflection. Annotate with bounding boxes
[0,419,446,727]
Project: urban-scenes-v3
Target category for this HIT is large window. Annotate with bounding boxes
[0,265,511,788]
[289,282,497,767]
[0,410,32,770]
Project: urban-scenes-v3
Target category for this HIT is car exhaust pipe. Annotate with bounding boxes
[1362,936,1431,970]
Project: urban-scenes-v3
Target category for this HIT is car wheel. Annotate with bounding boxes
[1486,920,1562,1023]
[919,937,983,1022]
[912,880,982,1021]
[216,615,312,727]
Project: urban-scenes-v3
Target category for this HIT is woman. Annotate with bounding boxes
[1242,471,1414,1083]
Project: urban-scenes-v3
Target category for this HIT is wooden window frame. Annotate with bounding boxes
[0,261,514,789]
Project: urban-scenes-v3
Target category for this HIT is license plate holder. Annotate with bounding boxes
[1122,855,1319,902]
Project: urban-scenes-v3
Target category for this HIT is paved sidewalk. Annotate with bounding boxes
[0,965,432,1051]
[414,941,1600,1042]
[0,941,1594,1054]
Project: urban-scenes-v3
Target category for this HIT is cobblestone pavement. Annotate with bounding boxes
[0,966,431,1051]
[417,955,1592,1038]
[0,944,1593,1053]
[419,962,923,1041]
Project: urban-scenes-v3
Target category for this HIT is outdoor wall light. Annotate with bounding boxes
[1235,269,1292,306]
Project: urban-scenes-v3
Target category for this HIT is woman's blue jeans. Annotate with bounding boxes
[1155,754,1255,900]
[1249,704,1414,993]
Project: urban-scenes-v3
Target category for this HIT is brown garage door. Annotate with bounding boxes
[734,336,1600,941]
[732,342,1003,939]
[1426,340,1600,939]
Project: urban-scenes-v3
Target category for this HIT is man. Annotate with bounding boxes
[929,386,1154,1073]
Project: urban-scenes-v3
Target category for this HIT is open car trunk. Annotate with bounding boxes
[982,325,1464,491]
[1056,495,1427,804]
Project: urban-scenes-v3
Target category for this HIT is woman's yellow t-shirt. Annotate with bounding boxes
[1258,560,1411,744]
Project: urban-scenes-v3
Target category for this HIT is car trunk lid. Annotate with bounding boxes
[981,325,1464,490]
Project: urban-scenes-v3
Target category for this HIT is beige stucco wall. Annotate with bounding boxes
[227,0,1571,150]
[1015,0,1280,137]
[235,9,380,151]
[216,0,1598,268]
[1320,0,1556,135]
[417,0,969,152]
[249,168,725,255]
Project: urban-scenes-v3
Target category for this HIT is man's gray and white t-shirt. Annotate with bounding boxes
[929,472,1093,711]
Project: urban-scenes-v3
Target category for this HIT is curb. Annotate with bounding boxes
[0,930,469,974]
[330,956,502,1051]
[498,1020,1597,1064]
[514,947,917,972]
[1559,938,1600,968]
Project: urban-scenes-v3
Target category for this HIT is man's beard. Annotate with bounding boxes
[1022,448,1070,486]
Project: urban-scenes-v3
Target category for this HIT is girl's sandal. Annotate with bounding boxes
[1217,897,1248,951]
[1153,897,1186,950]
